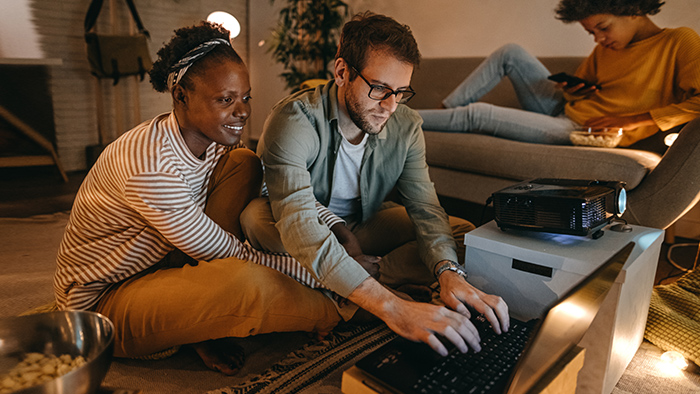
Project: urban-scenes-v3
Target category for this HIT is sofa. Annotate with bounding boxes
[409,56,700,230]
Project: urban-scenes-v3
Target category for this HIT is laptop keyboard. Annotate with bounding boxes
[412,316,533,394]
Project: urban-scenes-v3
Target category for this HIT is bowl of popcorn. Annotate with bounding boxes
[0,311,114,394]
[569,127,624,148]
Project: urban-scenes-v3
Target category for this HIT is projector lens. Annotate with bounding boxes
[617,188,627,215]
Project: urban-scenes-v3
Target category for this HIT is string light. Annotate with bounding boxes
[659,351,688,374]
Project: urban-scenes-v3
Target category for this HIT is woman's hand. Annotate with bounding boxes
[330,222,362,255]
[330,222,380,279]
[354,254,381,279]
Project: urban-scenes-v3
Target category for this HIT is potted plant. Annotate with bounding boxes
[268,0,348,91]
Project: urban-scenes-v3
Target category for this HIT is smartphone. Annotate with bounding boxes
[548,72,600,90]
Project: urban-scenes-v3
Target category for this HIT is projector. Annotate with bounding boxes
[491,178,626,236]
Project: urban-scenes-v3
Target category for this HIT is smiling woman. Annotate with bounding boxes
[52,21,343,377]
[172,55,251,157]
[147,26,251,156]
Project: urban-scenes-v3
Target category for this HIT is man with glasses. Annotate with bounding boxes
[241,12,509,356]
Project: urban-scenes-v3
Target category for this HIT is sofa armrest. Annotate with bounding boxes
[625,118,700,229]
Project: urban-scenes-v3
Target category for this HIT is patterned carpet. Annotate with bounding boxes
[207,322,396,394]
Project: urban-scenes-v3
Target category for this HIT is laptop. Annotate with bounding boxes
[353,242,635,394]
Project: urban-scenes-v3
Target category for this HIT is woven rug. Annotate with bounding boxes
[207,322,397,394]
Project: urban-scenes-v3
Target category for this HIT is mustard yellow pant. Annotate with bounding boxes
[94,149,341,358]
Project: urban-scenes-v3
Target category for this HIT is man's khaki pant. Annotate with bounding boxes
[94,149,341,358]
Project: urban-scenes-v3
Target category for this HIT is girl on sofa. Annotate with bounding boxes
[418,0,700,148]
[54,22,343,375]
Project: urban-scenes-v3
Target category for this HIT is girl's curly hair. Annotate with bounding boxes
[149,21,243,92]
[555,0,665,23]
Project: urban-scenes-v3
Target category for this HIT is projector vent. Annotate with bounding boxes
[492,179,624,236]
[493,194,612,234]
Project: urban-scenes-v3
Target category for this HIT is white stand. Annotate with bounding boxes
[464,222,664,394]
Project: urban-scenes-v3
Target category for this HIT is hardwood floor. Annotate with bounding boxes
[0,166,85,217]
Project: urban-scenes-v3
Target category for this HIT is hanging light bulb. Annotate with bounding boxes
[207,11,241,39]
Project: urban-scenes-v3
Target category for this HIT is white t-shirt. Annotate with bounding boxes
[328,130,368,218]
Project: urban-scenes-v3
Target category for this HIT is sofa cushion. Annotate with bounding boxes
[424,131,661,190]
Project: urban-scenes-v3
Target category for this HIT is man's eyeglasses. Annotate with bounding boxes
[349,65,416,104]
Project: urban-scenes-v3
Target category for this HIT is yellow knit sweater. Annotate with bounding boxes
[565,27,700,146]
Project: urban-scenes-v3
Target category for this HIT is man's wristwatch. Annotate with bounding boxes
[434,260,468,281]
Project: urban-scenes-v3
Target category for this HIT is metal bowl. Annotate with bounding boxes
[570,127,624,148]
[0,311,114,394]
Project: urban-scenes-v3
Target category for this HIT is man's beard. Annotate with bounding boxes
[345,90,388,135]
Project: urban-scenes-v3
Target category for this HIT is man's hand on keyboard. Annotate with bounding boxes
[349,277,489,357]
[438,270,510,335]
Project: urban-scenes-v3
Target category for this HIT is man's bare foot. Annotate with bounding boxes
[190,337,245,375]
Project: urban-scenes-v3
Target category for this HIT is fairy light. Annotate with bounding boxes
[658,351,688,375]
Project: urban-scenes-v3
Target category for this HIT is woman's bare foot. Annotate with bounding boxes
[190,337,245,375]
[309,330,331,341]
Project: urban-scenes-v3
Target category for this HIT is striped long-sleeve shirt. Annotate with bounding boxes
[54,112,326,311]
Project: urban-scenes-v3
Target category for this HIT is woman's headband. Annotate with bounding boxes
[166,38,231,91]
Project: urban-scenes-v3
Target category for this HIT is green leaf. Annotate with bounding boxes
[268,0,348,91]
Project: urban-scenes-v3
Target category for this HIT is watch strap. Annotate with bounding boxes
[435,260,468,280]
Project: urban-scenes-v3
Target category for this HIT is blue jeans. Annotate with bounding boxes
[417,44,579,144]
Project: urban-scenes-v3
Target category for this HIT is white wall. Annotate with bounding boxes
[0,0,43,58]
[248,0,285,145]
[248,0,700,141]
[18,0,248,171]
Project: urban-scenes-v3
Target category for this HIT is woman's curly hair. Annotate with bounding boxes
[555,0,665,23]
[149,21,243,92]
